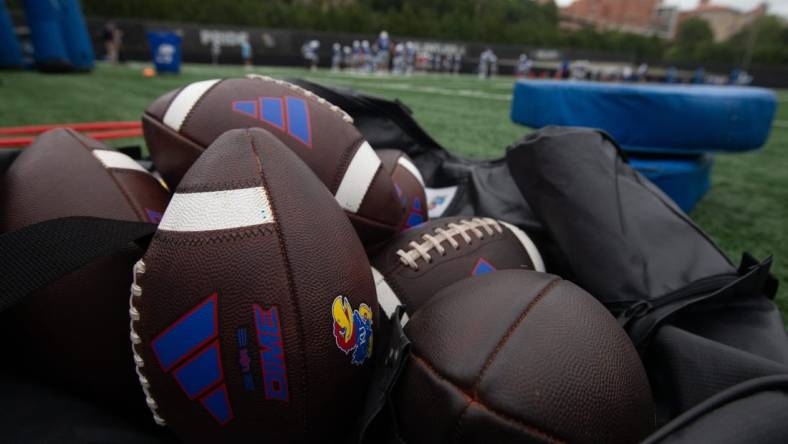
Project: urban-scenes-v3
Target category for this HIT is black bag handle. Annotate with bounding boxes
[625,254,776,348]
[0,216,156,312]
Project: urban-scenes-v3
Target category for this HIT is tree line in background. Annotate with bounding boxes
[12,0,787,66]
[671,16,788,66]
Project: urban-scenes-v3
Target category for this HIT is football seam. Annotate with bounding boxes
[110,169,167,222]
[395,218,503,270]
[471,277,562,397]
[65,128,147,222]
[129,259,167,426]
[347,211,398,230]
[356,165,397,226]
[390,229,503,275]
[410,354,565,444]
[179,79,226,132]
[246,129,311,436]
[143,112,207,158]
[151,225,276,246]
[176,177,261,194]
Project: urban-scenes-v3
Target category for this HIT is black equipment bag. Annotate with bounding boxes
[291,80,788,440]
[642,374,788,444]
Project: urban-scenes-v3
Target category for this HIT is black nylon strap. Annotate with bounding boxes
[0,216,156,312]
[352,306,411,443]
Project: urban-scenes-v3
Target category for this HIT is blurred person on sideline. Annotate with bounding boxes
[376,31,390,73]
[211,38,221,65]
[331,42,342,71]
[393,43,405,74]
[240,38,252,70]
[362,40,373,72]
[665,66,678,83]
[405,41,416,75]
[516,54,532,78]
[637,62,649,82]
[103,21,122,64]
[452,51,462,75]
[302,40,320,71]
[692,67,706,84]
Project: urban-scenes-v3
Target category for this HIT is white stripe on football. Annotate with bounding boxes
[334,140,381,213]
[396,155,425,187]
[499,220,546,272]
[162,79,222,131]
[92,149,149,173]
[371,266,409,325]
[158,186,274,232]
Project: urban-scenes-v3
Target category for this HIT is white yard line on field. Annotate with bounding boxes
[773,120,788,129]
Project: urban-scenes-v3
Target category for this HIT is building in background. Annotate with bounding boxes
[559,0,678,38]
[676,0,767,42]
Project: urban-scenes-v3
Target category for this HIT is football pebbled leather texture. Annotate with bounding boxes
[371,216,544,318]
[392,270,655,444]
[0,128,169,410]
[142,75,402,245]
[377,149,428,231]
[131,128,377,442]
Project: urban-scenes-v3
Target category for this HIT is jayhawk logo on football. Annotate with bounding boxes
[331,296,373,365]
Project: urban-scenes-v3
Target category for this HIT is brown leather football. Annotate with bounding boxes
[131,128,377,442]
[142,75,402,245]
[0,128,169,409]
[377,149,428,231]
[392,270,655,444]
[370,216,544,319]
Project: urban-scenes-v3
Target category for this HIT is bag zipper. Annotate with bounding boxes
[617,273,738,327]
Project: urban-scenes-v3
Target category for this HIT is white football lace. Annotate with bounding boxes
[129,259,167,426]
[396,218,503,270]
[245,74,354,124]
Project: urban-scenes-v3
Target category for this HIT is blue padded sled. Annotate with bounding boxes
[511,80,777,153]
[23,0,72,71]
[58,0,94,71]
[0,0,24,68]
[629,154,713,213]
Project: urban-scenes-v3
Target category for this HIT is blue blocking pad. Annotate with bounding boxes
[511,80,777,153]
[629,154,714,213]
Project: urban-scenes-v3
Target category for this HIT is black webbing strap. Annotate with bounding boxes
[352,306,411,443]
[0,216,156,312]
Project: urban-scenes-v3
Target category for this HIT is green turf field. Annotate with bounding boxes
[2,63,787,318]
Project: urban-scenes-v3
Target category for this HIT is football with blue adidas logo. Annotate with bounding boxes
[130,128,377,442]
[142,75,403,246]
[370,216,544,319]
[377,149,429,232]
